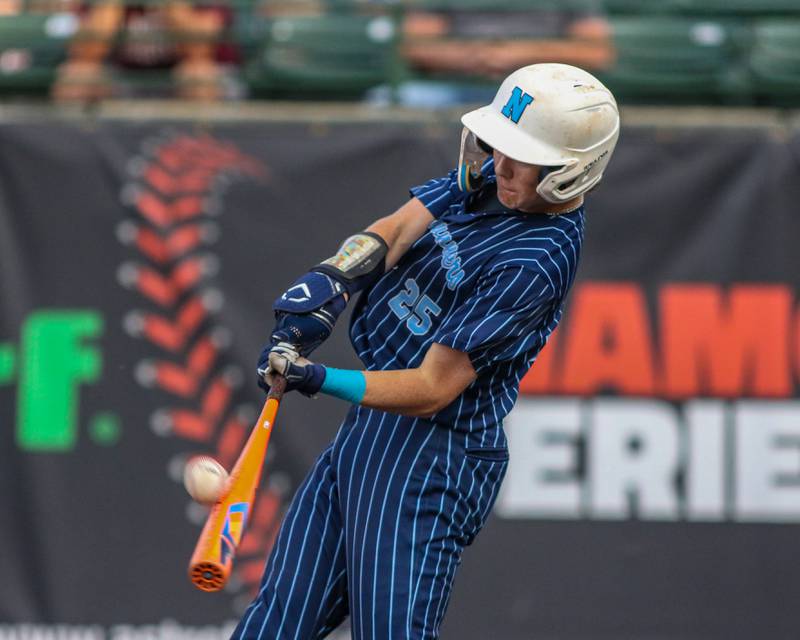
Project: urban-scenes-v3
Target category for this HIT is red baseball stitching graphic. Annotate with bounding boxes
[116,133,289,606]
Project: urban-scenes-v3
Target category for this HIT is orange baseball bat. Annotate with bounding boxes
[188,376,286,592]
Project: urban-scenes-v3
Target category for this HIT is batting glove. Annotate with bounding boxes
[257,342,325,397]
[256,342,297,394]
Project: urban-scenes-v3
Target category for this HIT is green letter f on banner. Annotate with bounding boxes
[17,311,103,451]
[501,86,534,124]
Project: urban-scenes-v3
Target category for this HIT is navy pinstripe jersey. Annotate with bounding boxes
[349,159,584,441]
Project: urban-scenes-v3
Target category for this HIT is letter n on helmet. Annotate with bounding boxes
[500,86,534,124]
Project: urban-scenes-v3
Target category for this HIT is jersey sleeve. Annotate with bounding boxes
[433,264,556,373]
[409,169,464,219]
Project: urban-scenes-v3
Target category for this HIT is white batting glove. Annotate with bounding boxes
[266,346,324,397]
[257,342,299,385]
[267,342,319,388]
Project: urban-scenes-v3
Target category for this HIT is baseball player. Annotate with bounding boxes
[234,63,620,639]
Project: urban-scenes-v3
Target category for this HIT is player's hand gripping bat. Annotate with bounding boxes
[188,375,286,592]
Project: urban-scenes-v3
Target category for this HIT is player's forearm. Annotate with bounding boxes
[318,344,476,418]
[360,368,450,417]
[300,366,449,418]
[267,344,475,417]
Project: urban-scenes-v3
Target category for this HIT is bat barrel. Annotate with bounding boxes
[190,560,227,592]
[187,379,285,593]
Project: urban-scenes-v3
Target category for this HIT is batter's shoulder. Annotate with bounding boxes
[483,213,584,298]
[500,210,583,261]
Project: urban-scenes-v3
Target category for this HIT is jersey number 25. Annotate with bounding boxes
[388,278,442,336]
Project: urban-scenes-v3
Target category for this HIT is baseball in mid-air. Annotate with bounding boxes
[183,456,229,505]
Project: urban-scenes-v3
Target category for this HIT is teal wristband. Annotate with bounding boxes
[320,367,366,404]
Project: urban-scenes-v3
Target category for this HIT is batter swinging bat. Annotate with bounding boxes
[188,375,286,592]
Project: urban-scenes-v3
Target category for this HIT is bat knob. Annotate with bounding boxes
[190,561,226,592]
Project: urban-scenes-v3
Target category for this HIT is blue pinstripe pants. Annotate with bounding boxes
[233,405,508,640]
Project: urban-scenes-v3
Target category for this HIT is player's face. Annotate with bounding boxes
[492,150,547,212]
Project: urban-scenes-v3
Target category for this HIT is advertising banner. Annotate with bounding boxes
[1,120,799,639]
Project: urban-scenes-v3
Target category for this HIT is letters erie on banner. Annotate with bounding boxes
[502,281,800,524]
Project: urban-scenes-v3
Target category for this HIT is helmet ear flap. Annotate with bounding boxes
[536,160,584,204]
[538,165,561,183]
[538,165,579,200]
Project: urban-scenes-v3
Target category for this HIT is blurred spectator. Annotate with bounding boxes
[0,0,78,14]
[52,0,240,101]
[0,0,18,14]
[402,2,613,79]
[256,0,327,18]
[365,1,612,108]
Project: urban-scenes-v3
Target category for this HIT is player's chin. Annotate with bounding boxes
[497,187,517,209]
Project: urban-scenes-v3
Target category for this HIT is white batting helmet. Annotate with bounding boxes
[460,63,620,204]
